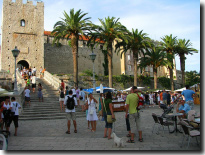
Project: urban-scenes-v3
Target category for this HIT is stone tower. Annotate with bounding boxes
[1,0,44,75]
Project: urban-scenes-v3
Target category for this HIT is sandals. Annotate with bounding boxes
[74,130,77,133]
[65,131,70,134]
[127,139,135,143]
[103,136,108,138]
[126,134,131,137]
[139,138,143,142]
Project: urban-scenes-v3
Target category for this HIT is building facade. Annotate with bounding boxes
[1,0,44,75]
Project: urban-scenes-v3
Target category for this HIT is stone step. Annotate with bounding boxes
[19,113,86,120]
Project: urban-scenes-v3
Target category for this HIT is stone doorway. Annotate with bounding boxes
[17,60,29,70]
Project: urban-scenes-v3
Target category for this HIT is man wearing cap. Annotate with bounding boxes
[125,86,143,143]
[176,97,191,119]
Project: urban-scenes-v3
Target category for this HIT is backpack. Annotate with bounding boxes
[136,94,143,111]
[60,91,65,98]
[66,96,75,110]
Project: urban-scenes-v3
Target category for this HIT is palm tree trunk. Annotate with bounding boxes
[180,54,185,87]
[153,67,157,89]
[133,50,138,86]
[71,35,78,87]
[169,67,174,91]
[107,44,113,88]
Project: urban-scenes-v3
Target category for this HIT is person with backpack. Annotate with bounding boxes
[59,86,65,112]
[64,90,78,134]
[10,97,21,136]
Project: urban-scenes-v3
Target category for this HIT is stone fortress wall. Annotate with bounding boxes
[44,34,105,76]
[1,0,44,76]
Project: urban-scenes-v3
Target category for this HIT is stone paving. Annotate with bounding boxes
[7,103,201,151]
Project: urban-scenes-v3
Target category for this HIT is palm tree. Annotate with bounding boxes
[52,9,91,87]
[161,34,177,91]
[88,16,128,88]
[115,29,150,86]
[176,39,198,87]
[139,43,168,89]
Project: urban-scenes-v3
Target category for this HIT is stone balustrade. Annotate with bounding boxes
[43,71,61,90]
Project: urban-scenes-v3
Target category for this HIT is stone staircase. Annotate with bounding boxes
[19,78,85,120]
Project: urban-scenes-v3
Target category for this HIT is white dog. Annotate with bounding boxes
[111,132,125,148]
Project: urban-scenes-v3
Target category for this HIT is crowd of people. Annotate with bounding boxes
[58,80,197,144]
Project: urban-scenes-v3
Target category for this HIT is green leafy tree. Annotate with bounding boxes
[139,43,168,89]
[115,29,150,86]
[52,9,92,87]
[161,34,177,91]
[88,16,128,88]
[185,71,200,86]
[176,39,198,87]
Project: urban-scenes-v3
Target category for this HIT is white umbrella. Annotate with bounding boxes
[123,87,145,92]
[174,87,186,92]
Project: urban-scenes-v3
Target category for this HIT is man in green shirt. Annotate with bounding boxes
[125,86,143,143]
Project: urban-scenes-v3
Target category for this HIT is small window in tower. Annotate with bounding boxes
[20,19,25,27]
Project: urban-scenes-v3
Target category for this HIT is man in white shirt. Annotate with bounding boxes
[10,97,21,136]
[32,67,37,76]
[24,86,31,106]
[64,90,78,134]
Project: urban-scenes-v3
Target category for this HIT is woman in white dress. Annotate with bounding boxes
[87,93,98,132]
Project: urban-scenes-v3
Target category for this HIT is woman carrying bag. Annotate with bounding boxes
[102,92,115,140]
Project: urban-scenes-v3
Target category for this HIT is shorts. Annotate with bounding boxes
[66,112,76,121]
[129,112,141,133]
[32,84,36,88]
[79,100,84,106]
[25,97,30,102]
[186,100,194,110]
[163,100,167,105]
[59,98,65,102]
[10,115,19,128]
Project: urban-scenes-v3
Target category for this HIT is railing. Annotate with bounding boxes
[43,71,61,90]
[43,71,73,90]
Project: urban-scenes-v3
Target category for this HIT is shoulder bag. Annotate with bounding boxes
[103,99,116,123]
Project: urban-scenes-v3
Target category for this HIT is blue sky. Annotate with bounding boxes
[0,0,201,72]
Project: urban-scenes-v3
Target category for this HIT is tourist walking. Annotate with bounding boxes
[10,97,21,136]
[162,89,168,105]
[76,87,80,106]
[167,91,171,107]
[64,90,78,134]
[79,88,85,111]
[149,92,154,107]
[59,86,65,112]
[2,96,12,133]
[144,92,149,108]
[31,74,36,93]
[38,83,44,102]
[87,93,98,132]
[24,86,31,106]
[102,92,115,139]
[65,86,69,95]
[181,85,196,110]
[98,93,104,120]
[60,80,65,90]
[32,66,37,76]
[125,86,143,143]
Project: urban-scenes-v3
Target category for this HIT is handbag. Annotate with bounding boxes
[103,99,116,123]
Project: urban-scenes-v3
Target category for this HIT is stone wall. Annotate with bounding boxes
[44,36,105,76]
[1,0,44,76]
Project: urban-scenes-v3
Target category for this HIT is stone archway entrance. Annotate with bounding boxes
[17,60,29,70]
